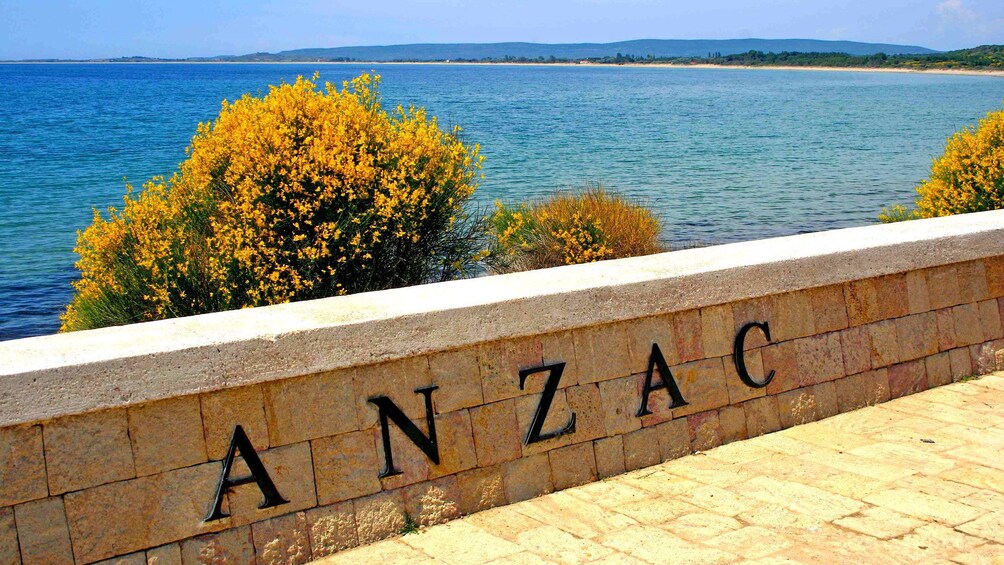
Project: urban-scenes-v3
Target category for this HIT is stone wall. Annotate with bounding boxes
[2,210,1004,564]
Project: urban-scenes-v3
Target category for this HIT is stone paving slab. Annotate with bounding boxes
[314,374,1004,564]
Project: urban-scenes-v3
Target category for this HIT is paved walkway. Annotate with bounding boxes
[316,374,1004,564]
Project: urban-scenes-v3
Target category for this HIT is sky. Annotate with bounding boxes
[1,0,1002,60]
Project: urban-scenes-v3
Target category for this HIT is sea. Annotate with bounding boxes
[1,63,1002,340]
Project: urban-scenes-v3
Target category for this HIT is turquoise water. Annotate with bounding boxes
[1,63,1002,340]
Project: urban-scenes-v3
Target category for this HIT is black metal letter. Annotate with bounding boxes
[733,321,776,388]
[519,362,576,444]
[368,385,440,478]
[636,343,688,417]
[205,424,288,522]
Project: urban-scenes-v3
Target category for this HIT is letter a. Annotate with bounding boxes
[205,424,288,522]
[637,343,688,417]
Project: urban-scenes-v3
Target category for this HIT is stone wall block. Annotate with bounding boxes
[200,385,269,461]
[15,497,73,565]
[977,299,1003,341]
[926,265,962,310]
[64,463,225,563]
[428,410,478,479]
[45,408,135,495]
[128,396,208,477]
[428,348,484,413]
[834,373,869,412]
[353,357,434,430]
[402,476,461,527]
[895,312,939,362]
[700,304,735,358]
[868,320,901,368]
[622,426,662,471]
[958,260,990,303]
[844,279,880,326]
[657,418,692,461]
[925,352,953,387]
[936,307,958,351]
[776,387,820,429]
[970,342,999,376]
[949,347,974,379]
[984,256,1004,297]
[864,368,891,405]
[572,323,632,384]
[718,405,748,444]
[794,332,845,386]
[671,358,730,417]
[456,466,506,515]
[812,381,839,419]
[773,292,815,342]
[687,411,722,452]
[515,391,573,456]
[763,341,800,395]
[724,350,767,405]
[145,543,181,565]
[263,369,357,447]
[839,326,872,376]
[0,508,18,565]
[905,270,932,314]
[888,360,928,399]
[503,453,553,504]
[311,430,381,506]
[179,526,254,565]
[469,400,522,467]
[875,273,910,320]
[539,331,581,388]
[548,442,597,491]
[0,424,46,507]
[250,511,311,565]
[374,425,430,492]
[808,284,850,333]
[952,303,984,347]
[565,384,607,443]
[625,315,678,375]
[598,374,644,436]
[352,491,406,546]
[733,296,776,348]
[306,502,357,559]
[226,443,317,527]
[672,310,704,363]
[593,436,625,479]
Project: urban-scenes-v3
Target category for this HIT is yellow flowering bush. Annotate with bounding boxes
[487,187,664,273]
[63,73,484,331]
[880,104,1004,222]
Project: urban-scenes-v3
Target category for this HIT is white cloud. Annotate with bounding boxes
[937,0,978,23]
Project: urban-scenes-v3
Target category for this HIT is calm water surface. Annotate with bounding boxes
[1,63,1002,339]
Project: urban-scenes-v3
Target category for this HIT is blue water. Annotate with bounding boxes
[1,63,1002,340]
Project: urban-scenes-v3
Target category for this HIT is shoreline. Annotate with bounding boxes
[3,59,1003,77]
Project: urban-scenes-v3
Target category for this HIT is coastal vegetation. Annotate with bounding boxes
[487,188,664,274]
[61,73,484,331]
[880,104,1004,222]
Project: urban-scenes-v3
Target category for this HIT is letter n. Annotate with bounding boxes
[205,424,288,522]
[636,343,688,417]
[368,385,440,478]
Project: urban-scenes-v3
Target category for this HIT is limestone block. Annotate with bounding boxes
[864,368,891,405]
[895,312,939,362]
[925,352,953,387]
[926,264,963,310]
[128,396,208,477]
[776,388,819,429]
[145,543,181,565]
[503,453,553,503]
[718,405,748,444]
[724,350,767,404]
[935,308,958,351]
[625,315,678,375]
[671,358,729,418]
[376,423,430,491]
[732,296,776,349]
[949,347,973,378]
[226,443,317,527]
[402,476,461,527]
[64,462,225,563]
[598,374,644,436]
[428,410,478,479]
[868,320,901,368]
[688,411,722,452]
[905,270,932,315]
[839,326,872,376]
[672,309,704,363]
[773,292,814,342]
[515,390,573,456]
[700,304,735,358]
[548,442,597,491]
[251,511,311,565]
[812,382,839,419]
[794,332,845,386]
[657,417,692,461]
[593,436,625,479]
[834,373,870,412]
[0,424,46,506]
[16,497,75,565]
[469,400,522,467]
[179,526,254,565]
[428,348,484,413]
[44,408,135,495]
[984,256,1004,297]
[888,360,928,399]
[622,426,662,471]
[0,508,17,565]
[311,430,381,506]
[762,341,800,395]
[957,260,990,303]
[353,357,433,430]
[457,465,506,515]
[874,273,910,320]
[540,331,581,387]
[572,322,633,384]
[742,395,782,437]
[808,284,850,333]
[977,299,1003,340]
[565,383,607,443]
[952,303,984,347]
[844,279,880,326]
[200,385,269,461]
[970,342,999,375]
[306,502,357,558]
[263,369,357,447]
[352,490,406,545]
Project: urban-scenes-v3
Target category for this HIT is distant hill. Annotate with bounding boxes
[195,39,937,62]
